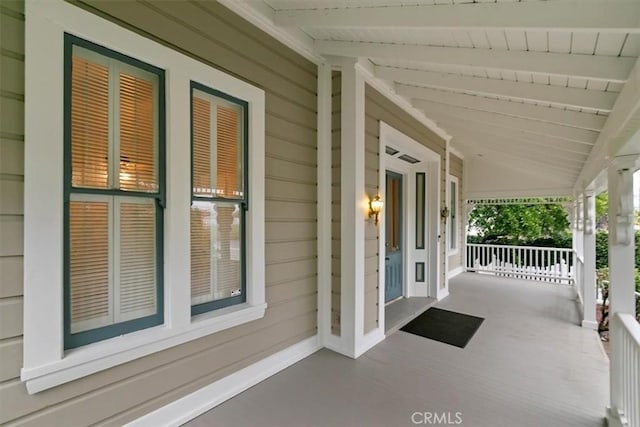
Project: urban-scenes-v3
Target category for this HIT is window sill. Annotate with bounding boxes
[21,302,267,394]
[448,249,459,256]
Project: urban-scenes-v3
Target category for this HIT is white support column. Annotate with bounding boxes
[317,62,332,346]
[439,138,452,299]
[608,156,637,317]
[607,155,638,423]
[339,58,367,358]
[569,199,578,290]
[464,201,475,272]
[581,191,598,329]
[576,196,585,305]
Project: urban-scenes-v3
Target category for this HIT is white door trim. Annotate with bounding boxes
[378,121,442,334]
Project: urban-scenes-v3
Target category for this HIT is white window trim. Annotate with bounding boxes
[448,175,460,256]
[23,0,266,394]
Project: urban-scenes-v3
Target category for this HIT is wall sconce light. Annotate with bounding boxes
[369,195,383,225]
[441,206,450,223]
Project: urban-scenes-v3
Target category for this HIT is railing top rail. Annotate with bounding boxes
[467,243,574,252]
[615,312,640,348]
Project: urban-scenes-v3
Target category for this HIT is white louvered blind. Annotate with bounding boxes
[69,46,159,335]
[190,205,211,301]
[193,96,212,197]
[450,181,457,250]
[192,89,243,199]
[214,204,241,299]
[71,55,109,189]
[216,104,242,198]
[69,199,110,333]
[119,73,157,192]
[190,202,242,305]
[191,88,244,307]
[119,200,156,321]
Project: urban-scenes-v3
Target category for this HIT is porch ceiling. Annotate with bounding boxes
[232,0,640,198]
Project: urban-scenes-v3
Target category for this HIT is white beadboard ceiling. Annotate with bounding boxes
[255,0,640,196]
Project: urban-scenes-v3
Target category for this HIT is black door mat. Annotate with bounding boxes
[400,307,484,348]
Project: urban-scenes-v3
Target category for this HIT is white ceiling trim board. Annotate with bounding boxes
[454,137,587,168]
[316,40,634,83]
[456,141,581,179]
[444,125,593,157]
[274,1,640,32]
[380,68,617,111]
[415,101,599,144]
[399,86,606,131]
[434,117,596,152]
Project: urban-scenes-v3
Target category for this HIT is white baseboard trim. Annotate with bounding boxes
[126,335,322,427]
[447,266,464,279]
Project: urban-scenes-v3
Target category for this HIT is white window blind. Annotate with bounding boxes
[450,180,458,250]
[191,88,245,308]
[69,198,110,333]
[68,45,160,337]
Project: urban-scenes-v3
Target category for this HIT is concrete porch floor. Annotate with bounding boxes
[186,273,609,427]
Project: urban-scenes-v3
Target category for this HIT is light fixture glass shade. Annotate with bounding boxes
[369,195,383,225]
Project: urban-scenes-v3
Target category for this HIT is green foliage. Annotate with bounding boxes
[595,231,609,269]
[596,230,640,292]
[468,203,570,247]
[595,192,608,228]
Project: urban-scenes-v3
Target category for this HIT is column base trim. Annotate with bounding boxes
[581,320,599,330]
[607,406,627,427]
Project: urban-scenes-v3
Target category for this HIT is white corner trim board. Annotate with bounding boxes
[126,335,322,427]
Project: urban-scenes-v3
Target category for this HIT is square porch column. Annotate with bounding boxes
[581,191,597,329]
[606,155,638,424]
[335,58,381,358]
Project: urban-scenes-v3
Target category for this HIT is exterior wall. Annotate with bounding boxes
[363,88,380,334]
[331,71,341,336]
[0,0,26,394]
[449,154,464,272]
[364,84,446,317]
[0,1,318,425]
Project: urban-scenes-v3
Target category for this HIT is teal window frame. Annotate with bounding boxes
[190,81,249,316]
[450,179,458,251]
[63,34,166,350]
[415,172,426,250]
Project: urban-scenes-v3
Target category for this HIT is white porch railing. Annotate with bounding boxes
[466,243,575,284]
[610,312,640,427]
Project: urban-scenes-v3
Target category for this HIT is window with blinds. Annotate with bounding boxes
[190,83,247,315]
[450,180,458,251]
[65,36,164,349]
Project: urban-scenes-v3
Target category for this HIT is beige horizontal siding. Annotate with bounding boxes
[450,154,463,178]
[0,336,22,382]
[0,139,24,176]
[0,0,319,424]
[0,256,22,298]
[0,3,25,411]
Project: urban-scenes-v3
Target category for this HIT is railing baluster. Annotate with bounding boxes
[466,244,579,285]
[611,312,640,427]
